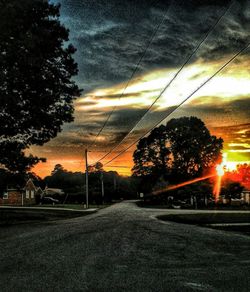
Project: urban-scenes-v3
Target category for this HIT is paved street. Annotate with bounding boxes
[0,201,249,292]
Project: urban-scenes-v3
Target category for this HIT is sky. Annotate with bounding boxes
[31,0,250,177]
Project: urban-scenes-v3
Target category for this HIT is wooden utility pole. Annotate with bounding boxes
[100,172,104,203]
[113,173,117,192]
[85,149,89,209]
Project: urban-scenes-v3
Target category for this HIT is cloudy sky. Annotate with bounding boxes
[31,0,250,177]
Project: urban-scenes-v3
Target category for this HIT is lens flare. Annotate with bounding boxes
[216,164,225,176]
[153,174,215,195]
[213,175,222,203]
[213,153,227,202]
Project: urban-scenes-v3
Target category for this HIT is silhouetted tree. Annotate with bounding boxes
[43,166,137,204]
[0,0,81,172]
[45,166,84,190]
[88,162,104,173]
[0,168,29,195]
[132,125,171,176]
[51,164,65,176]
[0,169,12,196]
[221,179,244,200]
[132,117,223,182]
[167,117,223,180]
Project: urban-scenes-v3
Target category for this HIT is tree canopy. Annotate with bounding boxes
[0,0,81,172]
[132,125,171,177]
[132,117,223,181]
[88,162,104,173]
[43,164,138,203]
[167,117,223,179]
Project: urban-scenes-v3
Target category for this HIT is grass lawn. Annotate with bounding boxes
[157,213,250,225]
[158,212,250,235]
[0,204,109,226]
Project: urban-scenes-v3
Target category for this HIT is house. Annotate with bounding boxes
[0,188,23,206]
[0,179,39,206]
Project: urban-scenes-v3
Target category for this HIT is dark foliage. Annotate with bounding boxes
[220,179,244,200]
[167,117,223,179]
[44,165,138,204]
[0,168,43,196]
[132,125,171,177]
[133,117,223,182]
[0,0,81,172]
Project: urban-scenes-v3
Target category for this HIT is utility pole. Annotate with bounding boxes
[85,149,89,209]
[100,172,104,203]
[113,173,117,192]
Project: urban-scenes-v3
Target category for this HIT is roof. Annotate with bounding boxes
[45,188,64,195]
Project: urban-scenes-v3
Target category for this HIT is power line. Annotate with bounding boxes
[92,0,234,165]
[102,42,250,167]
[104,166,131,168]
[88,1,172,149]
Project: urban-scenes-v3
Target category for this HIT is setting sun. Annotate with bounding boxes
[216,164,225,177]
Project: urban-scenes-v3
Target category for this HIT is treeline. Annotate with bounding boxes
[0,164,139,204]
[43,164,138,204]
[1,116,248,207]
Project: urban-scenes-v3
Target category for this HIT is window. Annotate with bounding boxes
[3,192,8,199]
[26,190,29,199]
[31,190,34,199]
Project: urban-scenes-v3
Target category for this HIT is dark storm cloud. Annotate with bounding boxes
[107,108,148,132]
[44,0,250,157]
[61,107,169,149]
[92,90,153,99]
[181,97,250,116]
[76,91,149,104]
[76,101,98,106]
[91,106,179,148]
[80,108,149,148]
[51,0,250,93]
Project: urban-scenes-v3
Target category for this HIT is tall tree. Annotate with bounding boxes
[0,0,81,172]
[132,117,223,181]
[132,125,171,176]
[88,162,104,173]
[167,117,223,179]
[51,164,65,176]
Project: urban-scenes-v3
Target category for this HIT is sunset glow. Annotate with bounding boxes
[76,59,250,113]
[27,1,249,179]
[213,153,227,201]
[31,55,250,178]
[216,164,225,177]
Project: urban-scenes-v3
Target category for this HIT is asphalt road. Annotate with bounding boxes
[0,201,249,292]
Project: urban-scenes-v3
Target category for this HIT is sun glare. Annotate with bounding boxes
[216,164,225,177]
[224,161,238,171]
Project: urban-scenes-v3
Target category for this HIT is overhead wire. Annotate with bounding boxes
[101,42,250,167]
[87,0,173,150]
[105,166,131,168]
[92,0,234,165]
